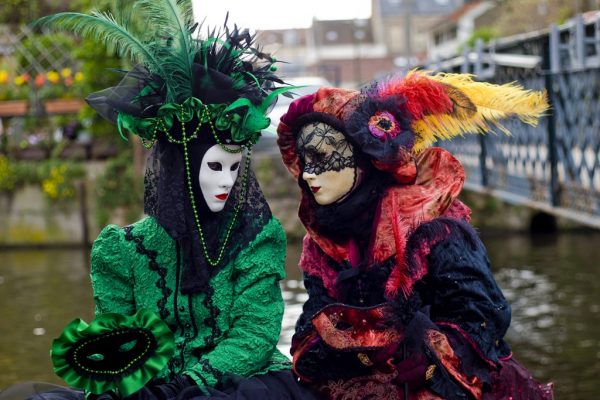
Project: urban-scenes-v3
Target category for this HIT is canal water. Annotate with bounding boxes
[1,231,599,399]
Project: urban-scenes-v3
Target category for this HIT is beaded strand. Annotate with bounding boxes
[178,106,252,267]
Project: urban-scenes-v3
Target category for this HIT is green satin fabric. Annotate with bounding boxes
[116,87,298,147]
[51,309,175,396]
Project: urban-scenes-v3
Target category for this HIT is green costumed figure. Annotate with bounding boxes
[0,1,317,400]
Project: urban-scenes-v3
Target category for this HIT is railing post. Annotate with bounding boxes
[550,24,561,73]
[545,71,559,207]
[474,38,484,76]
[572,14,585,69]
[461,46,470,73]
[479,134,488,187]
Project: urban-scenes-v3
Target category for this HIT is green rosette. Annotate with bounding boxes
[50,309,175,396]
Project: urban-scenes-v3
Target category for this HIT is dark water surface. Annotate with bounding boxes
[1,232,599,399]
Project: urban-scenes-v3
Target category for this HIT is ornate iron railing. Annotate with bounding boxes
[430,14,600,227]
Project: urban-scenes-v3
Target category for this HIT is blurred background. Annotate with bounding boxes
[1,1,599,398]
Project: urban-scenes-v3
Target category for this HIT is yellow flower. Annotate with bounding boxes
[42,180,58,199]
[47,71,60,84]
[74,72,84,82]
[14,75,26,86]
[0,70,9,85]
[60,68,72,78]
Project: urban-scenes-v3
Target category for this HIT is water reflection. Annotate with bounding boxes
[0,250,94,385]
[1,231,599,399]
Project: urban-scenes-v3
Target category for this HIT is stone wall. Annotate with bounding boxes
[0,154,587,247]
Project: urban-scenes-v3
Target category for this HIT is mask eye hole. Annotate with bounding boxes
[207,162,222,171]
[231,162,240,171]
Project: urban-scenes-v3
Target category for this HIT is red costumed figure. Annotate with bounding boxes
[276,71,554,400]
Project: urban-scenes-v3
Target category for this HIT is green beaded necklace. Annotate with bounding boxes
[144,104,251,267]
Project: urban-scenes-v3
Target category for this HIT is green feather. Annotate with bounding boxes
[133,0,196,102]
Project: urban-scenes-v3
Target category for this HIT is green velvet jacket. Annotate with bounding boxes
[89,215,291,388]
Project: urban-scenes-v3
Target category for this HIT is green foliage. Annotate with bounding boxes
[0,0,70,25]
[95,151,144,226]
[0,155,85,203]
[0,155,16,192]
[464,27,497,50]
[557,7,575,25]
[71,38,124,141]
[486,0,598,37]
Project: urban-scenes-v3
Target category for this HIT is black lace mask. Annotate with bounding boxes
[296,121,356,175]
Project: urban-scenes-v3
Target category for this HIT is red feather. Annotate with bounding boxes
[378,74,454,120]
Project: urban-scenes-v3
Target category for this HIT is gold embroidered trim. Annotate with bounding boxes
[357,352,374,366]
[425,364,436,380]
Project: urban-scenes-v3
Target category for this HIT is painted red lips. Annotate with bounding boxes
[215,193,228,200]
[310,186,320,193]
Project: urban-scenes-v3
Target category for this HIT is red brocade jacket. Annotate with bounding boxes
[290,148,553,400]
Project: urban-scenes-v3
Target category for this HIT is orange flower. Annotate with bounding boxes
[64,76,73,87]
[35,74,46,88]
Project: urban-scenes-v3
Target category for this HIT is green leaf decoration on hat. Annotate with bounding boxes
[50,309,175,396]
[222,86,304,144]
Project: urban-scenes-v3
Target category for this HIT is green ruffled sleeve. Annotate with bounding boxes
[184,217,287,387]
[90,224,135,316]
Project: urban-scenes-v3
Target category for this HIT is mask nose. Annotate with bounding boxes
[302,170,317,183]
[219,170,235,190]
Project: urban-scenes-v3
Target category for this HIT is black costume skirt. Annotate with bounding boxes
[1,371,317,400]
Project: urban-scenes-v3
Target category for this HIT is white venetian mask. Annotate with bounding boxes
[198,144,243,212]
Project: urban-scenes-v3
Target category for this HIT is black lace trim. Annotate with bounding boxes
[169,243,185,377]
[187,369,210,387]
[188,295,200,342]
[123,225,172,320]
[199,359,224,384]
[200,286,221,348]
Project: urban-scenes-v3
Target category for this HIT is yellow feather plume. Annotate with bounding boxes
[410,71,549,152]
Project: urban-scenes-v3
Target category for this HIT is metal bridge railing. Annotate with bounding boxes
[429,13,600,228]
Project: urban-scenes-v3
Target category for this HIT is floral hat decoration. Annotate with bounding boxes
[278,70,548,182]
[50,310,175,396]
